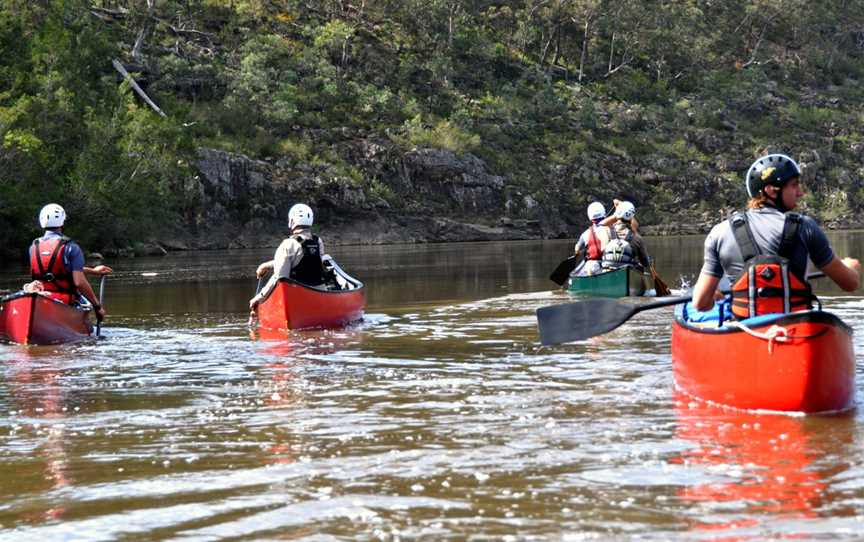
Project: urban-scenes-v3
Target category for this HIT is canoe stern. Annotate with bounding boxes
[672,312,855,413]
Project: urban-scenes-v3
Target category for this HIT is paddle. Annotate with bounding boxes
[95,275,106,338]
[537,271,827,345]
[649,262,671,296]
[537,295,690,345]
[247,276,264,327]
[549,256,579,286]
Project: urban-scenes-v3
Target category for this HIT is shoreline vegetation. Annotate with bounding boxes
[3,1,864,263]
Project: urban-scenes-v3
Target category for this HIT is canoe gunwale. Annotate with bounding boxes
[274,265,365,295]
[674,309,853,337]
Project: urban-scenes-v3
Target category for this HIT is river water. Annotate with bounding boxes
[1,234,864,541]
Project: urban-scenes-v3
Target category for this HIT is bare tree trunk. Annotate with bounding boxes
[112,59,167,117]
[608,31,615,73]
[540,28,555,66]
[579,18,590,82]
[448,3,455,49]
[131,0,155,64]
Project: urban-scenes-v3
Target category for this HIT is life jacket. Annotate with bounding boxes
[729,211,813,319]
[601,238,636,268]
[29,236,77,304]
[289,234,326,286]
[585,225,606,260]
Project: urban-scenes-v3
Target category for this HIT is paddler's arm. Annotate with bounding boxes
[250,243,295,308]
[820,256,861,292]
[692,272,721,311]
[255,260,274,278]
[73,270,106,320]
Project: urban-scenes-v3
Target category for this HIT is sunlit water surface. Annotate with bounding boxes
[1,235,864,541]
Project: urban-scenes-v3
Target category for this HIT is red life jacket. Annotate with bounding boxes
[729,212,813,319]
[29,236,77,304]
[585,226,604,260]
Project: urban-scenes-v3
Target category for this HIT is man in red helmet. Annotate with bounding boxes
[29,204,113,321]
[692,154,859,315]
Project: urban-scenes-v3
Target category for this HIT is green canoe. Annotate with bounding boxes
[567,265,647,297]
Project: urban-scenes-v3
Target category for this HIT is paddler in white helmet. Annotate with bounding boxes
[572,201,614,276]
[249,203,328,310]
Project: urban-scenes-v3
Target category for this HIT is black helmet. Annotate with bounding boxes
[745,154,802,198]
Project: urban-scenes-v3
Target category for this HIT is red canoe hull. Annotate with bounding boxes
[671,311,855,413]
[0,293,92,345]
[258,279,365,331]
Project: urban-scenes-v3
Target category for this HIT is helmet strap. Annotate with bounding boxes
[764,184,788,212]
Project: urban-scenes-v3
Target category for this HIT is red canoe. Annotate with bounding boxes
[257,258,365,331]
[0,292,93,345]
[672,310,855,413]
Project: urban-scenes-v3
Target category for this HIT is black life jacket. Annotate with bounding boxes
[289,234,326,286]
[29,235,77,303]
[729,211,813,319]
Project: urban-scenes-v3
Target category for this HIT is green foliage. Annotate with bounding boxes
[2,0,864,257]
[654,138,709,163]
[783,103,842,131]
[397,115,481,154]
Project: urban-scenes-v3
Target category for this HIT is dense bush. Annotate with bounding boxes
[2,0,864,258]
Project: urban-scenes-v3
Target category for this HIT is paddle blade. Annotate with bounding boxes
[549,256,578,286]
[650,264,672,296]
[536,299,636,345]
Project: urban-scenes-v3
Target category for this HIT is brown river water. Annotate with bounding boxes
[1,235,864,540]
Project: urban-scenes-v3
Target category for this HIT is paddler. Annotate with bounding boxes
[572,201,614,276]
[249,203,329,311]
[598,200,650,271]
[691,153,860,315]
[29,203,113,321]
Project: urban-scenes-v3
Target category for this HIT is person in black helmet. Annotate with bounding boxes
[692,153,860,312]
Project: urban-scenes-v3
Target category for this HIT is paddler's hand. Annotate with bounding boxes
[94,304,106,321]
[249,295,262,310]
[842,257,861,274]
[92,265,113,275]
[255,264,270,278]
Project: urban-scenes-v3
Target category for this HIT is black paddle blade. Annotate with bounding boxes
[549,256,578,286]
[536,299,636,345]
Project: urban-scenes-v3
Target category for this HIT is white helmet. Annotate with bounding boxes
[39,203,66,229]
[288,203,314,229]
[586,202,606,221]
[615,201,636,221]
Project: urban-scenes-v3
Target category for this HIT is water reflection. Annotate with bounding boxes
[673,392,855,539]
[3,350,76,523]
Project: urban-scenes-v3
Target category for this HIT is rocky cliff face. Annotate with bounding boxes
[187,140,550,249]
[180,120,864,253]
